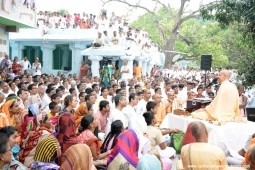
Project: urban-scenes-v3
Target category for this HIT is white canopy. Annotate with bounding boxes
[81,45,127,56]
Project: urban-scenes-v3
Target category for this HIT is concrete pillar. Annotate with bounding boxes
[147,58,154,77]
[88,56,103,77]
[120,55,135,79]
[41,43,55,74]
[10,42,24,60]
[142,57,148,76]
[70,43,84,75]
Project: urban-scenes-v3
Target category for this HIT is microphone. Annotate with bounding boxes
[206,78,218,88]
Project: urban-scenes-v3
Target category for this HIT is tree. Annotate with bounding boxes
[200,0,255,86]
[174,19,229,67]
[200,0,255,41]
[57,9,69,16]
[102,0,200,67]
[131,12,241,68]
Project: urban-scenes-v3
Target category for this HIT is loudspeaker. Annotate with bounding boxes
[246,98,255,122]
[201,55,212,70]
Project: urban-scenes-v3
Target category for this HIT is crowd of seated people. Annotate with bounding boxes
[0,50,251,170]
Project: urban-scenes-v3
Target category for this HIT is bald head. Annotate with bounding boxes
[152,94,158,100]
[167,90,175,100]
[152,94,161,104]
[144,89,151,101]
[191,122,208,142]
[220,70,231,78]
[218,70,231,84]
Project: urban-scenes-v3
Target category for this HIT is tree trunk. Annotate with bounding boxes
[163,33,178,68]
[164,52,175,68]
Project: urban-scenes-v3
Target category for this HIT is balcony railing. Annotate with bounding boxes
[0,0,37,28]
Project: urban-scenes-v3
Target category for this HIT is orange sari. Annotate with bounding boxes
[74,102,89,129]
[0,100,22,128]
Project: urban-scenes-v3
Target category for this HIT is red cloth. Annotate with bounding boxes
[182,123,196,146]
[74,16,80,24]
[12,63,22,75]
[56,112,77,154]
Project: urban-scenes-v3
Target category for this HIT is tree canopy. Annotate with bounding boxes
[131,10,246,68]
[200,0,255,86]
[200,0,255,41]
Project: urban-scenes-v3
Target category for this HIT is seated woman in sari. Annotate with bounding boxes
[77,114,110,164]
[56,95,78,155]
[19,113,53,167]
[56,112,77,155]
[21,103,41,139]
[60,144,96,170]
[0,99,22,129]
[30,137,61,170]
[107,129,140,170]
[101,120,124,153]
[74,102,93,129]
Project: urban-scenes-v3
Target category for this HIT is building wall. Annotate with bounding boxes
[0,1,37,28]
[10,40,91,76]
[0,25,9,62]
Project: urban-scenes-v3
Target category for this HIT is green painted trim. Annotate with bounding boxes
[0,16,34,28]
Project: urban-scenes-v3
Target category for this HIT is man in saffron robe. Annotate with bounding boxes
[191,70,239,122]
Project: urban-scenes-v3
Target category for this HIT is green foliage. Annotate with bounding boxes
[200,0,255,86]
[200,0,255,41]
[131,12,238,68]
[234,40,255,86]
[42,9,69,15]
[131,8,178,47]
[176,20,229,68]
[57,9,69,16]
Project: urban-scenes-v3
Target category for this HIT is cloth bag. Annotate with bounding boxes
[169,131,185,154]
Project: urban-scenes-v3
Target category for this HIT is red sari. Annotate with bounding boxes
[12,63,22,75]
[56,112,77,154]
[80,64,88,79]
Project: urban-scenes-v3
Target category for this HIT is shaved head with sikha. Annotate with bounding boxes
[191,121,208,143]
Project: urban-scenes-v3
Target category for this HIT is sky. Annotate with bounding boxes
[36,0,212,21]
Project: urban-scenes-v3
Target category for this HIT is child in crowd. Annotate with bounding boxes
[47,102,60,127]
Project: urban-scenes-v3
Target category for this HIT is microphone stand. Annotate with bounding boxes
[204,70,207,90]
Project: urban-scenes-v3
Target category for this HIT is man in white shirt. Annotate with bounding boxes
[17,88,29,111]
[105,93,127,137]
[123,93,147,136]
[103,30,110,45]
[38,83,47,110]
[122,93,138,126]
[121,60,129,81]
[136,89,152,116]
[27,84,42,107]
[20,57,31,73]
[0,81,12,98]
